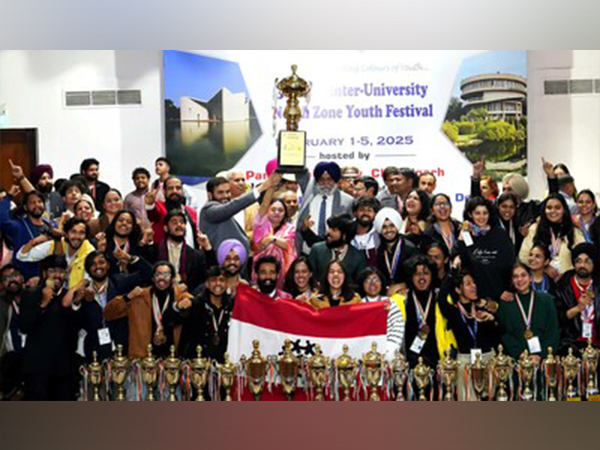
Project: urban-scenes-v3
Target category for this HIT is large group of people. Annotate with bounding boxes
[1,154,599,400]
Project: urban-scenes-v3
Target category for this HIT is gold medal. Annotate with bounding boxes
[419,324,430,339]
[153,328,167,346]
[524,328,534,340]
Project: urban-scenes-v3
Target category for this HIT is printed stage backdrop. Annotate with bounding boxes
[163,50,527,210]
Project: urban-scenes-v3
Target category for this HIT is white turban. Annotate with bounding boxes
[374,207,403,235]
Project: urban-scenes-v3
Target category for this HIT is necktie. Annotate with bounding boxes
[318,195,327,236]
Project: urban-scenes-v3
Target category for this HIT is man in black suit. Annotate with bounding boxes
[79,158,110,213]
[20,255,79,401]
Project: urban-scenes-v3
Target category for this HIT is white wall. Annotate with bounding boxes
[0,50,163,193]
[528,50,600,200]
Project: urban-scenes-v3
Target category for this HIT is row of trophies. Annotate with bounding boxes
[82,340,600,401]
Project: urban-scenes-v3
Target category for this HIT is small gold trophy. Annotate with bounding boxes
[363,342,385,401]
[190,346,210,402]
[562,347,581,400]
[413,357,432,401]
[275,65,311,173]
[88,351,103,402]
[218,353,237,401]
[244,340,268,401]
[109,344,129,402]
[490,345,513,401]
[390,349,409,401]
[469,353,488,401]
[308,344,329,401]
[518,350,536,402]
[582,339,599,400]
[543,347,559,401]
[278,339,299,401]
[141,344,159,401]
[164,345,181,402]
[438,350,459,401]
[335,345,357,401]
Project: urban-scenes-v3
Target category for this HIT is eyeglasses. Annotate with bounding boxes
[434,202,450,208]
[2,273,23,282]
[365,276,382,284]
[153,272,172,280]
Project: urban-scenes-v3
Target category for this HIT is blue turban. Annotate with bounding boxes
[313,161,341,183]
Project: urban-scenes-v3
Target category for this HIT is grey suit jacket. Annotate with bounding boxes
[376,188,400,212]
[295,172,354,254]
[199,191,259,255]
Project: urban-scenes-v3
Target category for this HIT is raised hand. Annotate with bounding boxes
[472,157,485,179]
[542,157,555,178]
[9,159,25,181]
[144,187,158,206]
[197,230,212,251]
[7,185,21,197]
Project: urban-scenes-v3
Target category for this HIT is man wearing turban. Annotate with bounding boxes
[296,161,354,254]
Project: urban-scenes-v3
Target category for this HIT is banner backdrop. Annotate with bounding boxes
[164,50,527,213]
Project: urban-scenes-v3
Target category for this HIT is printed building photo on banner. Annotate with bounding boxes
[164,50,262,184]
[442,50,528,180]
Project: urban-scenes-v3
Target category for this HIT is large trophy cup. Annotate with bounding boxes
[490,345,513,401]
[278,339,299,401]
[190,346,210,401]
[363,342,385,401]
[275,65,311,173]
[562,347,581,400]
[308,344,329,401]
[335,345,357,401]
[413,357,432,401]
[469,353,488,401]
[88,351,103,402]
[244,340,268,401]
[542,347,559,401]
[582,339,599,400]
[141,344,159,401]
[390,349,409,401]
[109,344,129,402]
[518,350,536,401]
[438,350,459,401]
[164,345,181,402]
[218,353,237,402]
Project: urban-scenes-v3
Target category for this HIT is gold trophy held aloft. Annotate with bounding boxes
[335,345,358,401]
[190,346,211,401]
[275,65,311,132]
[278,340,299,401]
[109,344,129,401]
[141,344,159,401]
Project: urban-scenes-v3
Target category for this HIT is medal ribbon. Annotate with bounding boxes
[152,293,170,332]
[515,291,535,333]
[384,240,403,279]
[574,278,595,325]
[550,229,562,259]
[579,216,593,243]
[413,292,433,330]
[457,302,478,345]
[211,307,225,340]
[435,222,455,252]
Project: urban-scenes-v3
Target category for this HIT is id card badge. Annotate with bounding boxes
[410,336,426,354]
[527,336,542,354]
[98,328,112,346]
[583,323,593,339]
[470,348,483,365]
[461,230,474,247]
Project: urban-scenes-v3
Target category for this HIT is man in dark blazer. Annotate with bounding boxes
[199,172,280,257]
[308,214,367,285]
[296,162,354,255]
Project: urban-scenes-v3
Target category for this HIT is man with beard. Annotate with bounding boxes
[350,196,381,267]
[556,243,600,355]
[104,262,193,359]
[308,214,367,284]
[176,266,233,363]
[200,172,281,257]
[0,265,26,399]
[8,161,64,219]
[79,158,110,213]
[253,255,292,299]
[124,167,151,227]
[146,176,199,248]
[64,251,151,363]
[20,255,79,400]
[1,190,55,282]
[374,207,417,294]
[17,217,95,289]
[155,210,216,292]
[296,161,354,254]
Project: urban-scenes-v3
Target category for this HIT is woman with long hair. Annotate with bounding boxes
[527,244,557,298]
[285,256,318,299]
[90,189,124,237]
[519,193,584,280]
[423,193,461,255]
[309,260,361,309]
[401,189,430,246]
[573,189,597,243]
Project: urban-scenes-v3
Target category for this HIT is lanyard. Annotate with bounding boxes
[515,291,535,331]
[501,219,516,244]
[579,216,593,243]
[413,291,433,329]
[575,278,595,324]
[457,302,478,345]
[550,229,562,259]
[384,240,403,278]
[531,274,549,293]
[152,293,170,330]
[435,222,455,252]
